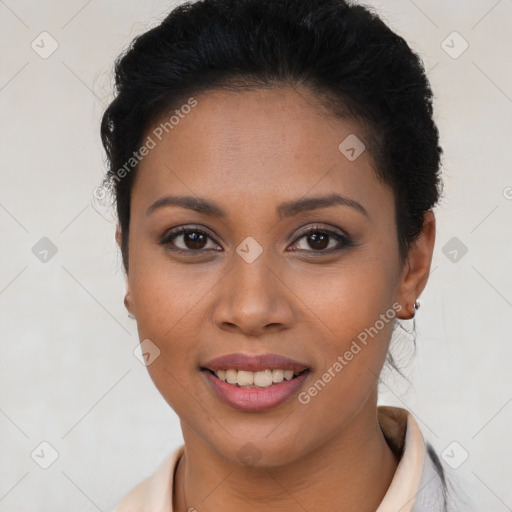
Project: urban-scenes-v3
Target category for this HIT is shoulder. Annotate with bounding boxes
[111,445,184,512]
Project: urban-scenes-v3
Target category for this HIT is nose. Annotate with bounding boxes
[212,250,295,337]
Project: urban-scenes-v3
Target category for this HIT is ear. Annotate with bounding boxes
[115,225,122,250]
[395,211,436,319]
[115,226,135,317]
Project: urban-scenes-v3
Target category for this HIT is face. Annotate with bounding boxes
[120,86,434,467]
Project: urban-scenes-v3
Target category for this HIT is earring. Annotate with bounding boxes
[400,300,420,320]
[128,312,135,319]
[409,299,420,319]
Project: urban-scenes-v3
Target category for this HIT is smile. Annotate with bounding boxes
[209,368,307,388]
[201,367,311,412]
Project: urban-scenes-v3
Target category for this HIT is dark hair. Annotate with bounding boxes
[100,0,448,502]
[100,0,442,274]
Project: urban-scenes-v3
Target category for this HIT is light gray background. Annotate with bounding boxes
[1,0,511,510]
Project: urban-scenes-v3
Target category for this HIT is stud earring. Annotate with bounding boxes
[409,299,420,319]
[400,300,420,320]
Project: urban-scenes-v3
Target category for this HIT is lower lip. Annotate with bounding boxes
[202,370,310,412]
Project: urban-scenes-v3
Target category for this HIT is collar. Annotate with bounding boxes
[376,406,445,511]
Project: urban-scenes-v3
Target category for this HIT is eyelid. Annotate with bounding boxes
[161,224,215,240]
[292,223,350,241]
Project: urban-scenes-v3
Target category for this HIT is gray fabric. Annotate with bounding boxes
[411,447,447,512]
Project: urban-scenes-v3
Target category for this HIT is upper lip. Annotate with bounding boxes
[202,353,310,372]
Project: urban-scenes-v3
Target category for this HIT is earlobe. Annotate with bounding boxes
[124,292,135,319]
[117,226,135,318]
[397,300,420,320]
[395,211,436,319]
[115,226,122,249]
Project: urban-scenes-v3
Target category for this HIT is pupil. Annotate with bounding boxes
[186,232,206,250]
[309,233,328,250]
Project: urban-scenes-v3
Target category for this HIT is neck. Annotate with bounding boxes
[173,401,399,512]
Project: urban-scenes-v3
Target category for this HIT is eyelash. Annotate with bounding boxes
[159,224,355,255]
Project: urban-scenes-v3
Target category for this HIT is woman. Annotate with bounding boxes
[101,0,459,510]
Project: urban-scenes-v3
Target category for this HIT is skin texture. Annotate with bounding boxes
[117,85,436,511]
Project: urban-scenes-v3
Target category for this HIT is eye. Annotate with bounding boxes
[288,225,354,253]
[159,225,222,253]
[159,224,354,255]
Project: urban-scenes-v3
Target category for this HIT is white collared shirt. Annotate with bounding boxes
[112,406,447,511]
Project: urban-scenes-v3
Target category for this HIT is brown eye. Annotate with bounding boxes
[178,230,208,250]
[289,226,354,253]
[160,226,221,252]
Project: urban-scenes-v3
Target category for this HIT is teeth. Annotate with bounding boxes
[225,369,238,384]
[272,369,284,383]
[238,370,254,387]
[213,369,301,388]
[283,370,294,380]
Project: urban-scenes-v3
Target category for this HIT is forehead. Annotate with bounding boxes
[132,86,392,218]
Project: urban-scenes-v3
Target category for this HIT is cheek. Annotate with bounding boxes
[126,251,211,388]
[294,306,395,435]
[292,256,396,345]
[128,237,219,336]
[289,261,397,409]
[129,266,204,414]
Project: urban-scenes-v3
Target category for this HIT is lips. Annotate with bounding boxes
[202,366,311,412]
[202,353,310,373]
[200,353,312,411]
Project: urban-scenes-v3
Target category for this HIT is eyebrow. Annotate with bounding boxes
[146,193,369,219]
